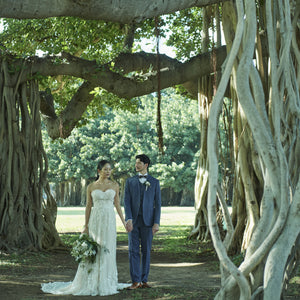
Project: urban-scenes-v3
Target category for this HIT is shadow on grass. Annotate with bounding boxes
[0,225,299,300]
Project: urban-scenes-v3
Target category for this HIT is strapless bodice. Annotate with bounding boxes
[91,189,116,204]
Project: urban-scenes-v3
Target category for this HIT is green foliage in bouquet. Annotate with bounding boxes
[71,233,100,264]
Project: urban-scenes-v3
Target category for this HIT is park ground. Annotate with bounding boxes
[0,207,299,299]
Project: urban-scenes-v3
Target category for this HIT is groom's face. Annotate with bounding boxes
[135,158,148,174]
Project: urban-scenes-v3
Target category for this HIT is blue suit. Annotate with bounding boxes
[124,175,161,283]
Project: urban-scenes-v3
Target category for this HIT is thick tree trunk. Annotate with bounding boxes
[228,97,263,254]
[207,1,300,299]
[42,182,63,249]
[0,58,61,251]
[190,7,212,241]
[190,84,210,240]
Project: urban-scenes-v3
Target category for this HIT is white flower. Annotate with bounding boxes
[71,234,100,264]
[145,180,151,191]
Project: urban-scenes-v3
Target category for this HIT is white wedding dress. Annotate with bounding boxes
[41,189,130,296]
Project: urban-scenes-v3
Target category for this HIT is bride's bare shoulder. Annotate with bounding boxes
[87,181,97,191]
[111,180,119,187]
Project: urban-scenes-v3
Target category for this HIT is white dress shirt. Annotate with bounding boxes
[138,173,148,184]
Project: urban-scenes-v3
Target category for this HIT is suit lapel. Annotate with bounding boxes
[133,175,140,197]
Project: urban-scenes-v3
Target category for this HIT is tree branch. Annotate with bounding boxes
[31,47,223,138]
[20,46,227,99]
[42,81,97,139]
[0,0,226,23]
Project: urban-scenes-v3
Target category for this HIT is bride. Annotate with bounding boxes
[41,160,130,296]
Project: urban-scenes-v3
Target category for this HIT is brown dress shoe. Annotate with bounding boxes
[141,282,151,288]
[127,282,141,290]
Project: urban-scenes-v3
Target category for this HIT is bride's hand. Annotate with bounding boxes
[125,220,133,233]
[122,221,127,231]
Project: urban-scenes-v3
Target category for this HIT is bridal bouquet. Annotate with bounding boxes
[71,233,100,264]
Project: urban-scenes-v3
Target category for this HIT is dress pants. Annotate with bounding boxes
[128,215,153,283]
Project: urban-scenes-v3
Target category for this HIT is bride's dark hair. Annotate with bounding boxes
[95,160,110,180]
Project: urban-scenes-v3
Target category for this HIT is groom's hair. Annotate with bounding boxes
[136,154,151,167]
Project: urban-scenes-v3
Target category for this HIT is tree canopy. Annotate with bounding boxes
[44,90,200,193]
[0,2,226,138]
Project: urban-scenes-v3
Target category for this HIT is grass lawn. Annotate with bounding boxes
[57,206,216,264]
[56,206,300,299]
[56,206,196,233]
[0,206,298,299]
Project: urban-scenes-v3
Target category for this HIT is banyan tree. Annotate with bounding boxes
[0,0,299,299]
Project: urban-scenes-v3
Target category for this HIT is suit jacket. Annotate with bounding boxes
[124,175,161,226]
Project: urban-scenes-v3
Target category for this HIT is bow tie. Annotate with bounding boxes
[139,175,147,178]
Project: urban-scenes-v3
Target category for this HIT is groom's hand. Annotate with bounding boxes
[152,223,159,235]
[126,220,133,232]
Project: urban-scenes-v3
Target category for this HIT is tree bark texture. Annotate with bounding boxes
[207,1,300,299]
[0,0,225,23]
[228,96,263,254]
[190,78,210,241]
[190,7,214,242]
[0,58,60,251]
[42,182,63,249]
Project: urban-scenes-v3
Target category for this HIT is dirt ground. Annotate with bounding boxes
[0,240,221,300]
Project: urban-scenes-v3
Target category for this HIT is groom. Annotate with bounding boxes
[124,154,161,290]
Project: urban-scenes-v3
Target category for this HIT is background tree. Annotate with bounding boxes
[44,90,200,206]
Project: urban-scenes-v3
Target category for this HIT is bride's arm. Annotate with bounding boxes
[83,184,93,234]
[114,184,126,229]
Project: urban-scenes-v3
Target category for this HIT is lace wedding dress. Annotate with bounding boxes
[41,189,130,296]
